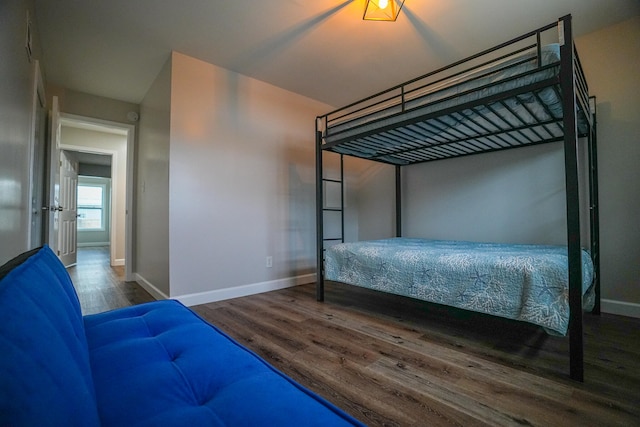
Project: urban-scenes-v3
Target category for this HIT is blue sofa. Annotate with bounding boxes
[0,245,365,426]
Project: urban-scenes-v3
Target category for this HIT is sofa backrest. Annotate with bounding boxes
[0,245,100,426]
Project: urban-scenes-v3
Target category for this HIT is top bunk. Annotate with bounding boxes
[316,15,593,166]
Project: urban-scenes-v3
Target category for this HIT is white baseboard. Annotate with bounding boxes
[133,273,640,320]
[112,258,124,267]
[173,273,317,307]
[601,298,640,319]
[134,273,169,301]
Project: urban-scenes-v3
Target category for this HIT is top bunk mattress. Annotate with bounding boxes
[324,238,594,335]
[326,45,560,139]
[322,44,589,164]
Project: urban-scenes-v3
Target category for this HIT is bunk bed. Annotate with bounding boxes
[315,15,600,382]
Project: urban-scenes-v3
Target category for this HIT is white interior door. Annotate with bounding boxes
[58,150,78,267]
[45,96,61,255]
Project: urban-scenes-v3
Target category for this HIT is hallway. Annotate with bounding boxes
[67,246,154,315]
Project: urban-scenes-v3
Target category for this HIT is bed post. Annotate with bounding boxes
[396,165,402,237]
[316,124,325,302]
[559,14,584,382]
[589,97,601,315]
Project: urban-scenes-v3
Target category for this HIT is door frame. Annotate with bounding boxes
[27,60,47,249]
[45,97,61,255]
[59,114,136,281]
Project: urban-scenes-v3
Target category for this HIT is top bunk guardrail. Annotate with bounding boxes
[316,15,592,166]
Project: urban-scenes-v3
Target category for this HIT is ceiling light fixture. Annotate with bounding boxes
[363,0,405,22]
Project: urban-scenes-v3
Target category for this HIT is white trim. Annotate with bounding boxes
[135,273,169,301]
[112,258,124,267]
[124,125,135,281]
[601,299,640,319]
[173,274,317,307]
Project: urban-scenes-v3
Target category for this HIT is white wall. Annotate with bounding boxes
[136,57,171,297]
[576,17,640,313]
[168,52,331,303]
[0,0,42,264]
[61,126,127,262]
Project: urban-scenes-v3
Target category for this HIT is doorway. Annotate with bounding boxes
[57,115,135,281]
[63,151,113,255]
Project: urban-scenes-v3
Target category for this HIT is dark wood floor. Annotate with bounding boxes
[67,246,154,315]
[193,284,640,426]
[69,251,640,425]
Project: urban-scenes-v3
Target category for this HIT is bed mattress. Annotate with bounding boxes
[324,238,594,335]
[324,44,588,164]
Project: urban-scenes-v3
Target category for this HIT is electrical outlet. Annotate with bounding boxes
[266,256,273,268]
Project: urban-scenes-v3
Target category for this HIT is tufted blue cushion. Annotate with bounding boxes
[84,300,364,426]
[0,245,364,426]
[0,246,101,426]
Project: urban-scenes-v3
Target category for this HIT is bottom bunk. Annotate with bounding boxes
[324,238,594,336]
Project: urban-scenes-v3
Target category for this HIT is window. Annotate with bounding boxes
[77,183,106,230]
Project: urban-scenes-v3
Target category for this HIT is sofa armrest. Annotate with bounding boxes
[0,246,100,426]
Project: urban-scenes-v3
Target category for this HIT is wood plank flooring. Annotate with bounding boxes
[192,283,640,426]
[68,252,639,426]
[67,246,154,315]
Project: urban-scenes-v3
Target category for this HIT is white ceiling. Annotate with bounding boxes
[33,0,639,108]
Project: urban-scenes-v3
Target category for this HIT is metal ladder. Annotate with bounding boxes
[315,145,345,301]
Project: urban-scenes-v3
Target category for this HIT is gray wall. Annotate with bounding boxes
[404,143,569,245]
[135,52,333,302]
[355,163,396,242]
[167,51,331,301]
[0,0,42,264]
[576,17,640,311]
[47,85,139,126]
[136,57,171,297]
[79,163,111,178]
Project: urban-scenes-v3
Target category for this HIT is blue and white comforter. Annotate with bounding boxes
[324,238,594,335]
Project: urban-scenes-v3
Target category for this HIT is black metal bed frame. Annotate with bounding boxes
[315,15,599,382]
